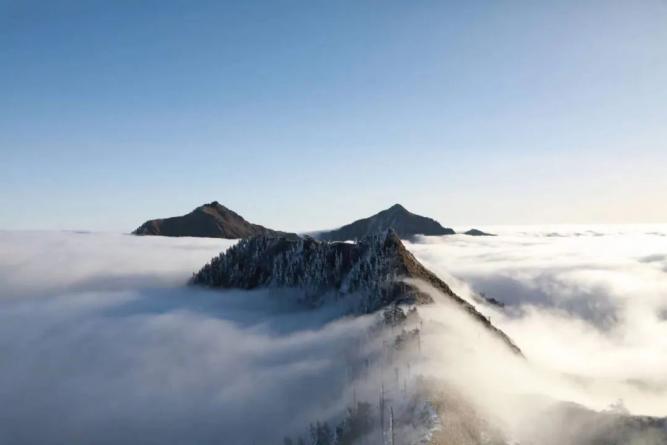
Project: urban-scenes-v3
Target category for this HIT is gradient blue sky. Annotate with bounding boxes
[2,0,666,232]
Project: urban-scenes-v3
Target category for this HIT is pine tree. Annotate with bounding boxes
[310,421,333,445]
[335,402,374,445]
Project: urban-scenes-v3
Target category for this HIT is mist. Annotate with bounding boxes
[1,227,666,444]
[406,225,667,419]
[0,231,383,444]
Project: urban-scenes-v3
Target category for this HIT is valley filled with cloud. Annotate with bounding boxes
[1,227,666,444]
[409,225,667,417]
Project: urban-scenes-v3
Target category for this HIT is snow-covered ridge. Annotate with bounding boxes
[191,229,521,354]
[191,229,433,312]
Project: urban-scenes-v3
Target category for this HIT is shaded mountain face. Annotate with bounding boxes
[133,201,299,239]
[191,229,520,354]
[464,229,496,236]
[318,204,455,241]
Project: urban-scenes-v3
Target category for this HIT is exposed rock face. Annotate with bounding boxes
[191,229,521,354]
[464,229,496,236]
[133,201,299,239]
[318,204,455,241]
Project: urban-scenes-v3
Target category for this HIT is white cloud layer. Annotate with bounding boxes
[1,227,666,444]
[407,225,667,417]
[0,232,379,444]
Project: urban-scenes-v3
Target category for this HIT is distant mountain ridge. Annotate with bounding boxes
[191,229,521,354]
[318,204,455,241]
[464,229,496,236]
[133,201,299,239]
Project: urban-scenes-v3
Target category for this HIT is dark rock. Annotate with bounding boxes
[318,204,455,241]
[463,229,496,236]
[133,201,299,239]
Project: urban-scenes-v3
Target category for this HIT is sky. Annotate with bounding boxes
[1,0,666,232]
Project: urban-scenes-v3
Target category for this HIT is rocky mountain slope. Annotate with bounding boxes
[317,204,455,241]
[191,229,520,354]
[133,201,299,239]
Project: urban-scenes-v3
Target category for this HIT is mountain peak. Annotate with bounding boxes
[132,202,299,240]
[191,231,521,355]
[387,203,408,213]
[464,228,496,237]
[197,201,230,214]
[318,204,455,241]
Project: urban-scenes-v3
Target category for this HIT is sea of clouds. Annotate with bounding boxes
[408,225,667,418]
[1,226,666,444]
[0,231,382,444]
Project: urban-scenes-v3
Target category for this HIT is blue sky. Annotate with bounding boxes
[2,0,666,232]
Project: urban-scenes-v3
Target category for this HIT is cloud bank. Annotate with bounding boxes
[407,225,667,418]
[0,232,381,444]
[1,227,666,444]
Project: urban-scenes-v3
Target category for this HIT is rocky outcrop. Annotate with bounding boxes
[464,229,496,236]
[191,229,521,354]
[318,204,455,241]
[133,201,299,239]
